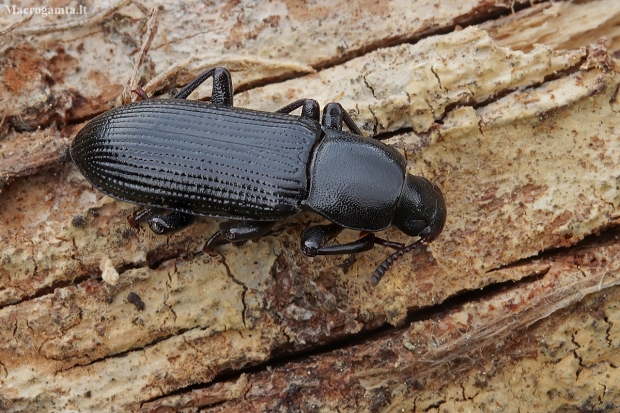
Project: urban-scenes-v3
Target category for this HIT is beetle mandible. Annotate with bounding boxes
[70,67,446,285]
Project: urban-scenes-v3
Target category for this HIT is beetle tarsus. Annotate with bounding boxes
[204,230,223,253]
[132,87,149,100]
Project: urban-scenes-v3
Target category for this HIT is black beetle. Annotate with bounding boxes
[70,67,446,285]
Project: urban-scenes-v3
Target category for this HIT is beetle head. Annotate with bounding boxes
[393,174,446,242]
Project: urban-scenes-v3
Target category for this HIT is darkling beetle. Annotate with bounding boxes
[70,67,446,285]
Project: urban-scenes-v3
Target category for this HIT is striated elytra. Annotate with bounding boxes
[71,67,446,285]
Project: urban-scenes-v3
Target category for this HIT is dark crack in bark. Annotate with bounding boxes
[216,252,249,329]
[570,331,585,381]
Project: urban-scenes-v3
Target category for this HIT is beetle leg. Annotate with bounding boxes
[276,99,320,122]
[322,102,363,136]
[173,67,233,106]
[132,87,149,100]
[128,207,165,228]
[128,209,149,228]
[210,67,233,106]
[301,225,404,256]
[301,223,386,256]
[300,223,344,257]
[371,236,404,251]
[302,235,373,255]
[203,220,276,252]
[301,225,375,256]
[146,211,195,234]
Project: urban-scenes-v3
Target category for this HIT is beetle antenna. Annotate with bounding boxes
[370,240,422,286]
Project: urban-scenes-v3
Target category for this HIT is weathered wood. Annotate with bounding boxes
[144,229,620,412]
[1,1,620,411]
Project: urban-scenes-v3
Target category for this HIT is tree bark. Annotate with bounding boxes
[1,1,620,411]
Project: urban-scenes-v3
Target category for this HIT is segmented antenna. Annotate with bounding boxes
[370,240,423,286]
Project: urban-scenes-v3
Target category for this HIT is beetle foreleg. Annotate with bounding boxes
[173,67,233,106]
[203,220,276,252]
[370,236,404,251]
[302,225,416,284]
[301,223,391,257]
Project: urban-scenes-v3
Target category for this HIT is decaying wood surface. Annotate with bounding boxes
[1,0,620,411]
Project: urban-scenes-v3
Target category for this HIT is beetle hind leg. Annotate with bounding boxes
[204,220,276,252]
[277,99,320,122]
[132,87,149,100]
[128,208,194,234]
[147,211,194,234]
[128,208,155,228]
[173,67,233,106]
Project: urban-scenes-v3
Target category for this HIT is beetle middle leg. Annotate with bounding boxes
[300,224,402,257]
[277,99,363,136]
[204,220,276,252]
[321,102,363,136]
[129,208,194,234]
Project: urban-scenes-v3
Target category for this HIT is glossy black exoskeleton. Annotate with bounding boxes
[71,67,446,285]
